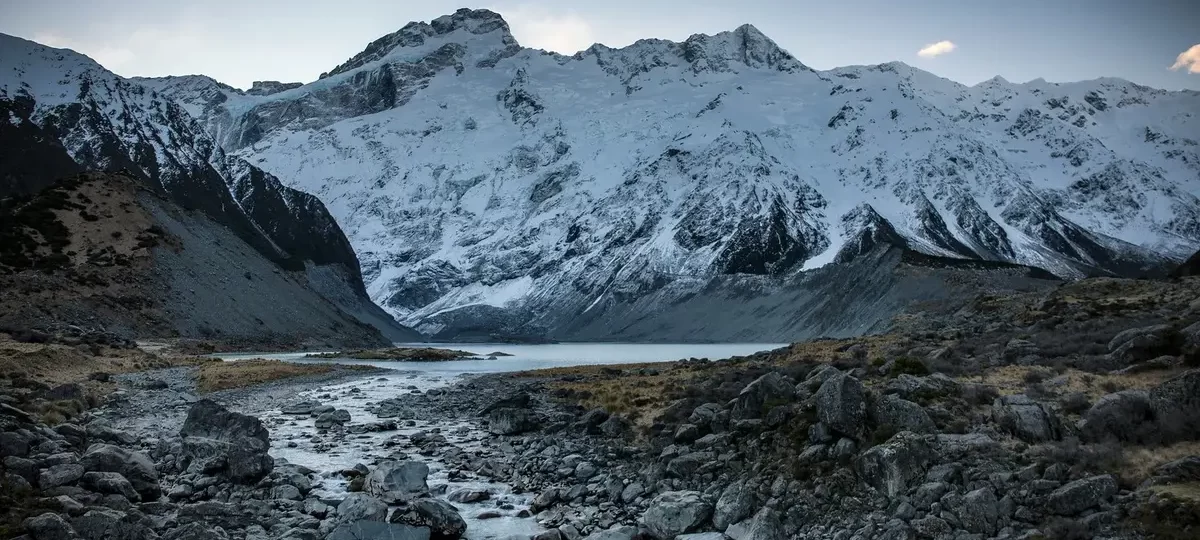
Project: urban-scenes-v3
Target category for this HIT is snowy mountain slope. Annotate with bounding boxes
[0,33,419,342]
[135,9,1199,340]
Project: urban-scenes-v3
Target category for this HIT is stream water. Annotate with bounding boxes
[217,343,784,538]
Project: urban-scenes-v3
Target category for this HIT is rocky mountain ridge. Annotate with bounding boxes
[44,8,1200,341]
[0,33,419,344]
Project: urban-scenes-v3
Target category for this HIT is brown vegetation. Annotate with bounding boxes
[195,359,375,392]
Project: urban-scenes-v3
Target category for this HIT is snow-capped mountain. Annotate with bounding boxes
[111,9,1200,339]
[0,33,418,342]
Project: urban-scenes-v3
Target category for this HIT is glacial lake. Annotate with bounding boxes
[216,342,788,373]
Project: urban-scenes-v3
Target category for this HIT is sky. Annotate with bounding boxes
[1,0,1197,91]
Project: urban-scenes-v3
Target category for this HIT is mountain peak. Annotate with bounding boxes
[320,8,517,79]
[680,23,809,73]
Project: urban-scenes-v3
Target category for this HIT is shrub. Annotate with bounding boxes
[890,357,930,377]
[1059,392,1091,416]
[963,384,1000,406]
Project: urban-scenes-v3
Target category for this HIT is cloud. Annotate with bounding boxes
[1171,44,1200,74]
[504,6,595,54]
[917,40,957,58]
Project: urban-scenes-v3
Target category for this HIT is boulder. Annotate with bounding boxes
[337,493,389,522]
[281,400,322,415]
[581,526,638,540]
[643,491,712,539]
[389,498,467,540]
[959,488,999,535]
[1080,390,1156,443]
[1046,475,1118,515]
[487,408,537,435]
[815,373,868,440]
[38,463,84,489]
[731,372,795,420]
[328,520,432,540]
[802,365,841,392]
[599,415,632,438]
[447,488,490,503]
[22,512,75,540]
[79,444,160,500]
[1149,369,1200,442]
[316,409,352,429]
[478,392,532,415]
[688,403,722,428]
[741,508,784,540]
[855,432,932,498]
[70,508,153,540]
[992,394,1060,442]
[713,481,755,531]
[1109,324,1178,363]
[161,522,230,540]
[80,472,139,501]
[179,399,273,483]
[871,394,936,434]
[883,374,961,400]
[365,461,430,503]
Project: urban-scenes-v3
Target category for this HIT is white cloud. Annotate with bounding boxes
[1170,44,1200,74]
[503,6,595,54]
[917,40,956,58]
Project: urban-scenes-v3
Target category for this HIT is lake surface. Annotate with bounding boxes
[217,342,787,373]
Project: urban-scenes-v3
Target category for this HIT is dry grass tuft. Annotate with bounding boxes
[1122,442,1200,486]
[960,365,1182,400]
[195,359,371,393]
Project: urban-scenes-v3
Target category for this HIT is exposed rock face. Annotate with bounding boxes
[0,34,418,344]
[487,407,537,435]
[731,372,796,420]
[336,493,389,522]
[643,491,713,538]
[179,399,274,483]
[991,394,1061,442]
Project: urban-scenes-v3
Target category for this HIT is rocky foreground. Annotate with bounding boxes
[4,276,1200,540]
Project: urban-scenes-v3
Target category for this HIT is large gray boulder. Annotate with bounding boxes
[337,493,389,522]
[1109,324,1177,363]
[38,463,84,489]
[22,512,75,540]
[643,491,713,539]
[487,408,537,435]
[328,520,432,540]
[992,394,1060,442]
[365,461,430,504]
[79,444,160,500]
[959,488,999,535]
[731,372,795,420]
[855,431,932,498]
[179,399,273,483]
[1046,475,1118,515]
[816,373,869,440]
[1149,369,1200,442]
[741,508,785,540]
[389,498,467,540]
[1080,390,1156,443]
[713,481,755,531]
[871,394,936,434]
[581,526,639,540]
[80,472,139,501]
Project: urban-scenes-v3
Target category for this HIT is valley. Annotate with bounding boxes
[0,5,1199,540]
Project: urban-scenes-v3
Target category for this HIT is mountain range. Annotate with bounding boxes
[4,8,1199,342]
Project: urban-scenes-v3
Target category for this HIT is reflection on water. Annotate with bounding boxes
[216,342,787,373]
